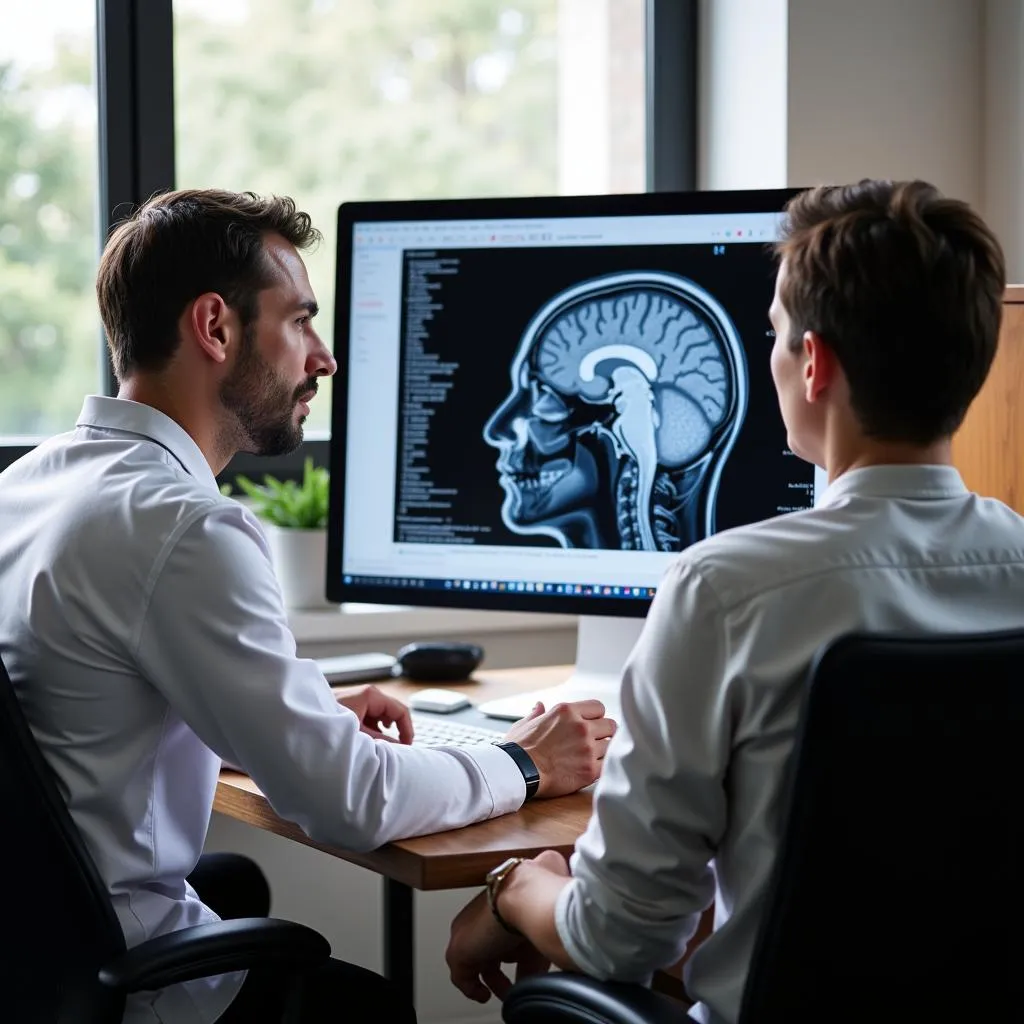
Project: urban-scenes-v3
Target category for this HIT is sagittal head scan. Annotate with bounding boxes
[483,271,749,551]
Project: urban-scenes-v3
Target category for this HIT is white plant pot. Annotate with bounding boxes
[263,524,332,609]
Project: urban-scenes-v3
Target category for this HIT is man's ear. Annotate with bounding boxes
[187,293,237,365]
[802,331,837,402]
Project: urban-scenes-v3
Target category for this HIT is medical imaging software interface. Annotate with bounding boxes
[340,210,816,602]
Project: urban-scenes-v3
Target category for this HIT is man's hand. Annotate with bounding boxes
[505,700,616,798]
[334,684,413,744]
[447,850,570,1003]
[446,889,548,1003]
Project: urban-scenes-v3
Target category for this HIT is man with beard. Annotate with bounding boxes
[0,190,614,1024]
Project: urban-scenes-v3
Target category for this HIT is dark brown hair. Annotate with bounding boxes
[96,189,320,381]
[776,180,1006,444]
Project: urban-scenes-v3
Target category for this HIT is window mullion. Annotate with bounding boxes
[96,0,175,396]
[645,0,698,192]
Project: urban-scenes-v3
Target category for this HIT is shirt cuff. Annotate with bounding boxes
[555,879,656,984]
[458,741,527,816]
[554,877,606,978]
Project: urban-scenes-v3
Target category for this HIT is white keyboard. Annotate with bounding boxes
[410,714,504,748]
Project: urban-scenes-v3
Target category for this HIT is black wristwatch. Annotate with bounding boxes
[496,741,540,800]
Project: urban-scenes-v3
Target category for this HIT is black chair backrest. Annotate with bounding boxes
[0,656,126,1022]
[738,630,1022,1023]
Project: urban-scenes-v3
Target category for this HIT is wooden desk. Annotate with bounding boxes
[215,665,592,1001]
[216,666,590,887]
[216,664,704,1004]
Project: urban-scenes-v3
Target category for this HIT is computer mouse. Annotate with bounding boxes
[395,641,484,683]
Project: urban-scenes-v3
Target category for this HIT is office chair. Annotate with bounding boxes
[502,628,1023,1023]
[0,655,331,1024]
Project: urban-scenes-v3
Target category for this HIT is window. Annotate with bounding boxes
[0,1,101,440]
[173,0,647,435]
[0,0,693,476]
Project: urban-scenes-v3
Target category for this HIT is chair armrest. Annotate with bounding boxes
[98,917,331,993]
[503,973,684,1024]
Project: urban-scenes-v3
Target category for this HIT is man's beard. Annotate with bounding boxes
[220,327,315,456]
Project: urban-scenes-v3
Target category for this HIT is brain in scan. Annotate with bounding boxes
[533,290,730,467]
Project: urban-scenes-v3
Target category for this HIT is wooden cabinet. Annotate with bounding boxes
[951,286,1024,511]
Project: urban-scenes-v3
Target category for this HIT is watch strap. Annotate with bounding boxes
[485,856,525,935]
[496,740,540,800]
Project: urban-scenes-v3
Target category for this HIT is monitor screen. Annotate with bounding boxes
[327,190,817,617]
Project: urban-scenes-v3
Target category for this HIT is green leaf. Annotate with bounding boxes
[231,463,330,529]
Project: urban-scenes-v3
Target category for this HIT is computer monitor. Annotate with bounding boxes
[327,189,826,719]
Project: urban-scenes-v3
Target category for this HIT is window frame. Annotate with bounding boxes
[0,0,697,481]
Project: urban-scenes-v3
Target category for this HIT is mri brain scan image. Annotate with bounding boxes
[484,271,749,551]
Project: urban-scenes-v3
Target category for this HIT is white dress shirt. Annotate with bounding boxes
[554,464,1024,1024]
[0,396,526,1024]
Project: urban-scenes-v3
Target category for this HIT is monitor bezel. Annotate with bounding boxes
[326,187,803,615]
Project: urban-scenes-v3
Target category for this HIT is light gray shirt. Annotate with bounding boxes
[555,465,1024,1024]
[0,396,525,1024]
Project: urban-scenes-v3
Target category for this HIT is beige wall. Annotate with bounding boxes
[983,0,1024,279]
[787,0,984,210]
[699,0,1024,281]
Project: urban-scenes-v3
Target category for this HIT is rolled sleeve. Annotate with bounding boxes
[554,877,655,983]
[555,559,729,980]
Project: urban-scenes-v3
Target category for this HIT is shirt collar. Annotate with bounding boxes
[817,464,968,508]
[76,395,220,493]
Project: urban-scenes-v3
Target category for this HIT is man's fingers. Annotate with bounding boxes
[508,702,545,736]
[364,727,399,743]
[393,705,415,745]
[450,965,491,1003]
[591,716,618,740]
[481,965,513,1001]
[573,699,607,720]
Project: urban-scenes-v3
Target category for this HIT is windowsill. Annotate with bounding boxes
[288,602,577,644]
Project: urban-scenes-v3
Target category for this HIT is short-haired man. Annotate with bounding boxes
[445,179,1024,1023]
[0,190,615,1024]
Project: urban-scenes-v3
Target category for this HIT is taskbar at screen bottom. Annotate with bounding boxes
[341,574,658,601]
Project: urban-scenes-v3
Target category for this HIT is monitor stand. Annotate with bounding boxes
[477,615,644,722]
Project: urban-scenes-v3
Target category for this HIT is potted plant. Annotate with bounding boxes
[233,457,333,609]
